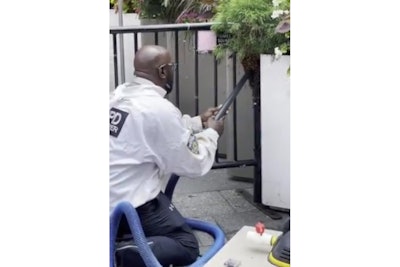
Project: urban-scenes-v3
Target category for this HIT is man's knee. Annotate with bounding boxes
[172,227,200,264]
[182,244,200,265]
[115,240,150,267]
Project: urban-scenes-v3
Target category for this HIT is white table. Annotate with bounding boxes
[204,226,283,267]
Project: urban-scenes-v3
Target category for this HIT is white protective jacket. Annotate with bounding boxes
[109,77,219,213]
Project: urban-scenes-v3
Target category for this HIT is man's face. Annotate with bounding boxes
[157,53,176,94]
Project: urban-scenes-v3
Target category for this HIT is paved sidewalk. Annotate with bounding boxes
[171,169,290,254]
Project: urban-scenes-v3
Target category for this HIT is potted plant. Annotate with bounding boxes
[259,0,290,210]
[211,0,289,87]
[110,0,218,50]
[209,0,290,205]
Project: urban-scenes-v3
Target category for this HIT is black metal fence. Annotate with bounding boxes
[110,22,261,202]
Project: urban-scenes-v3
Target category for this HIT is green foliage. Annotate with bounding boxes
[160,0,198,23]
[272,0,290,75]
[110,0,213,23]
[211,0,288,60]
[110,0,140,14]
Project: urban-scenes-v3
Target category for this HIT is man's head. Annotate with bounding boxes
[133,45,176,94]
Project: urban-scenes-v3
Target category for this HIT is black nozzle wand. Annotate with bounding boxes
[215,72,250,121]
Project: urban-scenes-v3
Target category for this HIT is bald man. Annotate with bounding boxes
[110,45,226,267]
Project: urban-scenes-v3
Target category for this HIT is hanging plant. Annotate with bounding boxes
[211,0,288,76]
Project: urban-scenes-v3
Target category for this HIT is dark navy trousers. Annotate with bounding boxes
[115,192,199,267]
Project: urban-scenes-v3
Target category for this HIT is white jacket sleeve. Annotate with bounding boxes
[181,115,203,133]
[146,103,219,178]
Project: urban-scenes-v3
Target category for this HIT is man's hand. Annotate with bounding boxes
[200,105,228,128]
[206,116,225,136]
[200,106,221,124]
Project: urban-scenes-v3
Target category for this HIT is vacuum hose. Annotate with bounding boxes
[110,202,162,267]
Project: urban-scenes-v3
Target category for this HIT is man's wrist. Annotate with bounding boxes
[200,114,206,123]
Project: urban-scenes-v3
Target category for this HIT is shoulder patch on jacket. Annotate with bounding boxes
[110,107,129,137]
[187,134,199,154]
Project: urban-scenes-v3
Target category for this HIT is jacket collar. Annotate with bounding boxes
[130,77,167,97]
[113,76,167,99]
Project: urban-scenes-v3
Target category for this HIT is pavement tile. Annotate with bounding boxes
[219,189,257,213]
[173,191,235,218]
[213,209,283,234]
[173,169,253,195]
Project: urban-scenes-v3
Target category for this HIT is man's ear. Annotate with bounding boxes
[158,67,166,79]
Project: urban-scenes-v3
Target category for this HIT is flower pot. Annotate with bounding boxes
[240,54,261,90]
[240,54,260,73]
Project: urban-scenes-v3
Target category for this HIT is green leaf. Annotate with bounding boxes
[211,0,288,57]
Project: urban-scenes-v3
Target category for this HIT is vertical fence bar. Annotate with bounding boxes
[214,55,219,163]
[117,0,125,83]
[253,71,262,203]
[194,31,199,115]
[112,33,119,88]
[154,32,159,45]
[174,30,180,108]
[214,56,218,107]
[232,54,238,161]
[134,33,138,54]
